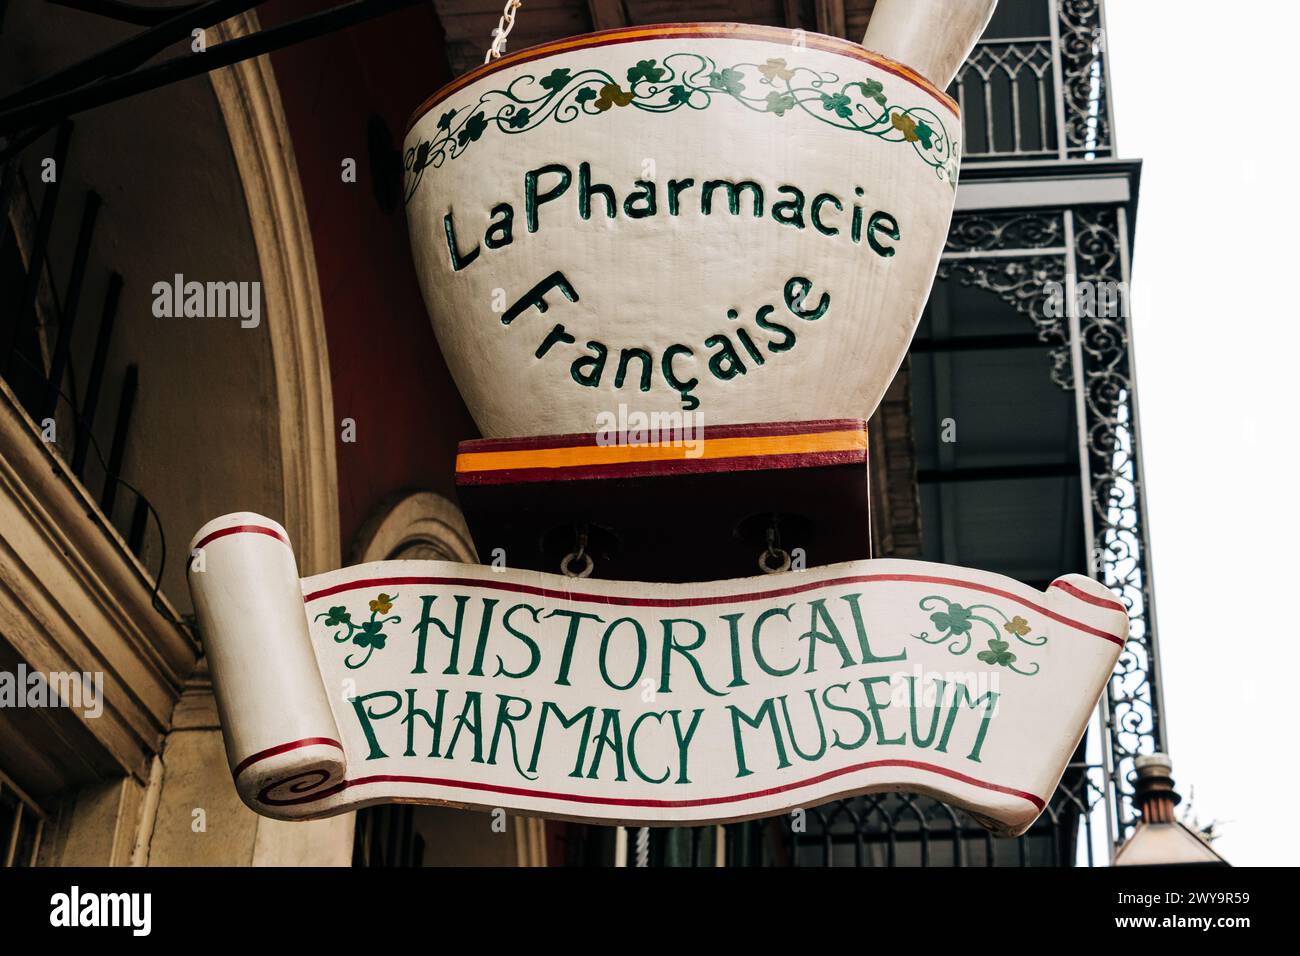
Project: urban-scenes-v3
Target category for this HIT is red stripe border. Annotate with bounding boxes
[194,526,1126,643]
[457,449,866,485]
[304,572,1124,645]
[1049,579,1126,612]
[193,523,290,553]
[234,737,344,778]
[257,758,1044,813]
[460,418,866,454]
[256,759,1045,811]
[189,523,291,571]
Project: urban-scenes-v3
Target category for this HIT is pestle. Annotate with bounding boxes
[861,0,999,90]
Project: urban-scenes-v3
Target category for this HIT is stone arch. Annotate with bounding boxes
[352,490,477,564]
[209,12,340,575]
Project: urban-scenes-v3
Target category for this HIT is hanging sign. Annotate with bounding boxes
[189,512,1124,836]
[402,24,961,438]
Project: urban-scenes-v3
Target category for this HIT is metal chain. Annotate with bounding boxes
[484,0,523,64]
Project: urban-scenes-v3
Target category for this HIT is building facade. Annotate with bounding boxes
[0,0,1160,867]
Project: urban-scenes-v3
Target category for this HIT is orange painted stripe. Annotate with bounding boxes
[455,428,867,474]
[406,22,958,136]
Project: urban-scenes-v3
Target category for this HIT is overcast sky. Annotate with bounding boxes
[1104,1,1299,866]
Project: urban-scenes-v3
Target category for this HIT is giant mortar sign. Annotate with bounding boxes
[402,23,962,438]
[190,514,1124,835]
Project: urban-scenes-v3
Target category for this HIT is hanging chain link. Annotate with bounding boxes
[758,523,791,574]
[484,0,523,64]
[560,526,594,579]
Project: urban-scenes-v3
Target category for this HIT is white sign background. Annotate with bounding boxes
[190,513,1124,836]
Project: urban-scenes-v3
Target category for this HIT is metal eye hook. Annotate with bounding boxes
[759,521,791,574]
[484,0,523,64]
[561,526,594,578]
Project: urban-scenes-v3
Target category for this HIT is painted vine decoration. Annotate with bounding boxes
[316,593,401,670]
[405,53,957,202]
[911,596,1047,676]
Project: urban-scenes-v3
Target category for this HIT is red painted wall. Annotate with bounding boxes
[264,0,478,555]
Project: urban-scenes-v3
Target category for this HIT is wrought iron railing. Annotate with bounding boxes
[724,763,1107,867]
[1,121,173,616]
[353,804,425,867]
[933,206,1165,850]
[0,768,44,868]
[955,0,1114,162]
[574,763,1107,867]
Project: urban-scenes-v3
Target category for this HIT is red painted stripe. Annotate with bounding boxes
[194,528,1124,644]
[189,523,291,572]
[193,523,290,553]
[258,759,1043,812]
[303,573,1125,646]
[456,449,866,485]
[234,737,344,778]
[406,24,958,136]
[459,418,867,454]
[1049,579,1126,613]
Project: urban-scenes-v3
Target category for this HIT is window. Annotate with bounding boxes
[0,769,44,867]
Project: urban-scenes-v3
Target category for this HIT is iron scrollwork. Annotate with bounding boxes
[1059,0,1114,157]
[1072,205,1163,839]
[938,211,1073,389]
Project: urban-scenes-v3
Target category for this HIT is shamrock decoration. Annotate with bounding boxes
[403,52,954,205]
[457,111,488,147]
[315,593,401,670]
[1004,615,1032,638]
[913,596,1045,676]
[593,83,635,111]
[852,78,888,108]
[667,84,692,106]
[930,602,973,636]
[891,111,919,142]
[627,59,666,85]
[539,67,572,92]
[758,58,795,82]
[765,91,797,116]
[355,620,388,651]
[322,606,351,627]
[820,91,853,119]
[913,120,936,149]
[708,68,745,96]
[977,639,1017,667]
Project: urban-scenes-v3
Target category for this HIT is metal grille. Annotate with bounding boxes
[0,769,44,868]
[353,804,425,867]
[1069,205,1164,839]
[722,763,1106,867]
[1,122,171,612]
[929,207,1164,850]
[957,0,1115,161]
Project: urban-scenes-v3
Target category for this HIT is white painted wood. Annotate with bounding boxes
[187,514,346,804]
[0,380,195,785]
[189,513,1124,836]
[860,0,999,89]
[404,27,961,438]
[955,172,1132,212]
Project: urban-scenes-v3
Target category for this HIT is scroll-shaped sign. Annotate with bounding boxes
[189,513,1124,835]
